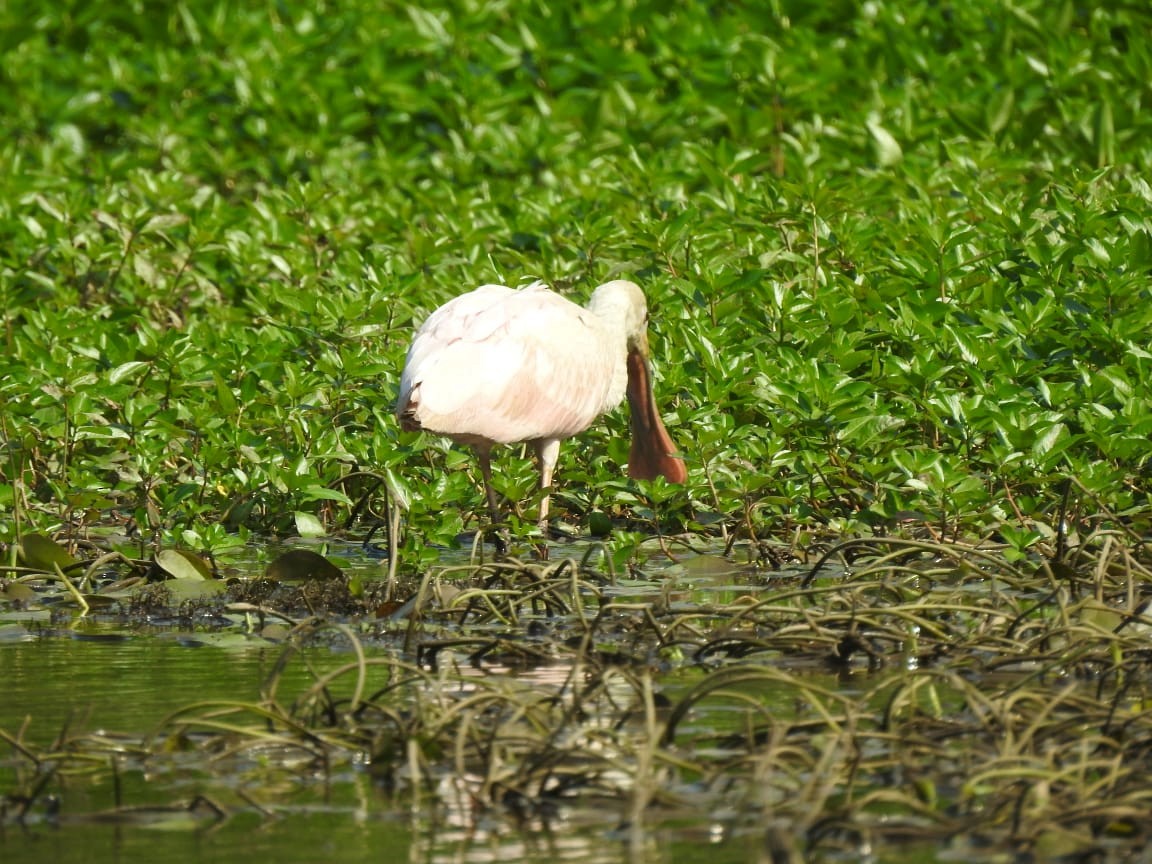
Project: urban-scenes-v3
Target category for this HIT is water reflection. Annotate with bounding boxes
[2,767,778,864]
[0,541,849,864]
[0,636,291,742]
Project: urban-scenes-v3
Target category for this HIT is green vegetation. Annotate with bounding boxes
[4,1,1152,858]
[3,0,1150,560]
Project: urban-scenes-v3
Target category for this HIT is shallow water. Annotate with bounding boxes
[2,807,836,864]
[5,536,1050,863]
[0,636,832,864]
[0,635,291,741]
[0,541,801,864]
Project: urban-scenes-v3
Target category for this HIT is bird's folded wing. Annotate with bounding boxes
[401,286,615,445]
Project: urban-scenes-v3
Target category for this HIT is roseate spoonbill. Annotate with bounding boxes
[396,280,686,543]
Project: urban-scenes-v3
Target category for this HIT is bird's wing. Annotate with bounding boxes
[399,284,618,445]
[398,284,514,410]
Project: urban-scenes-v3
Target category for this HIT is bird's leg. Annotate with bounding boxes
[477,446,507,555]
[538,463,553,528]
[536,439,561,531]
[535,439,561,559]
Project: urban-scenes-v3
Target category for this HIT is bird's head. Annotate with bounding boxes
[588,279,651,355]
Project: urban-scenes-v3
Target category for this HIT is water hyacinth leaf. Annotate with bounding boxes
[74,797,224,829]
[68,628,131,641]
[187,632,274,649]
[32,192,65,222]
[294,511,327,538]
[1025,55,1049,76]
[89,596,128,614]
[269,254,292,277]
[93,209,129,242]
[944,324,980,365]
[133,254,161,286]
[987,88,1015,137]
[18,533,80,572]
[264,549,343,582]
[23,214,46,239]
[156,549,214,581]
[1084,237,1111,266]
[1096,100,1115,167]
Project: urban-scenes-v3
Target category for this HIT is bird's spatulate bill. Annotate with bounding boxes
[625,350,687,483]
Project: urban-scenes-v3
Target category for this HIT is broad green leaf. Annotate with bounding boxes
[294,511,327,538]
[264,549,343,582]
[269,254,292,277]
[986,88,1014,136]
[1076,598,1122,632]
[1096,100,1115,167]
[156,549,214,581]
[93,209,128,241]
[18,534,80,572]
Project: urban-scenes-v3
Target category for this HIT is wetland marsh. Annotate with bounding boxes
[5,0,1152,859]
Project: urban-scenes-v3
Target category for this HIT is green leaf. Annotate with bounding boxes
[986,88,1015,137]
[866,119,903,167]
[156,549,214,581]
[1096,99,1115,167]
[1032,423,1068,459]
[18,534,80,572]
[213,372,238,415]
[108,361,153,385]
[294,511,327,538]
[141,213,189,235]
[297,486,354,505]
[383,467,412,512]
[264,549,343,582]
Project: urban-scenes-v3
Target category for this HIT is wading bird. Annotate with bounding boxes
[396,280,686,545]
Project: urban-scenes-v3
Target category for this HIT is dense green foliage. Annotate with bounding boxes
[2,0,1151,563]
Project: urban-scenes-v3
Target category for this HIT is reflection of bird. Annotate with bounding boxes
[396,280,687,542]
